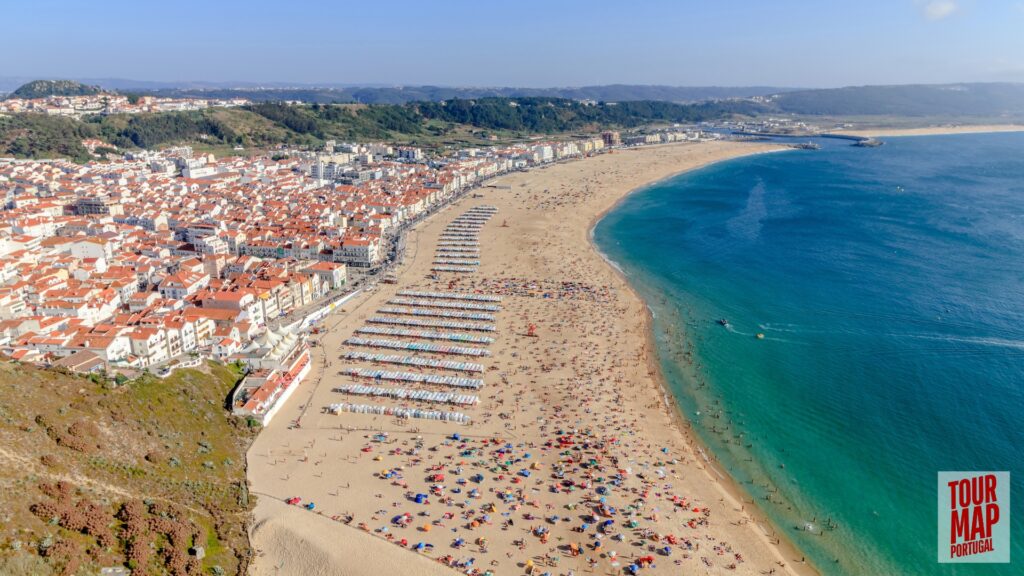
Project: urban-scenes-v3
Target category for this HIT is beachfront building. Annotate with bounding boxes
[301,261,348,291]
[335,235,383,268]
[601,131,621,147]
[230,321,311,425]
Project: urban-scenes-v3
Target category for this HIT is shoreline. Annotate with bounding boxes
[247,140,822,576]
[586,147,819,576]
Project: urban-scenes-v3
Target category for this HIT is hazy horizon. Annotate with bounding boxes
[6,0,1024,88]
[0,76,803,91]
[9,76,1024,91]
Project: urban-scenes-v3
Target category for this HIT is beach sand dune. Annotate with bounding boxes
[248,140,818,576]
[250,498,453,576]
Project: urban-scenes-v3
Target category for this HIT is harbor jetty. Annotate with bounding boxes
[821,133,884,147]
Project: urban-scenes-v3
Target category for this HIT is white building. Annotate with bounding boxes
[230,322,311,425]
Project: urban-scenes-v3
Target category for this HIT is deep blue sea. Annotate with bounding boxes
[594,133,1024,575]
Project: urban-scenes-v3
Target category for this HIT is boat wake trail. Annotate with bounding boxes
[896,333,1024,350]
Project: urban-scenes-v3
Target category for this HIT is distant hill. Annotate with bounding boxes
[769,83,1024,117]
[123,84,793,105]
[6,82,1024,162]
[8,78,1024,118]
[407,97,764,131]
[0,360,255,575]
[10,79,104,99]
[121,82,1024,117]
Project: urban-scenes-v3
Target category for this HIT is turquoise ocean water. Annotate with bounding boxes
[593,133,1024,575]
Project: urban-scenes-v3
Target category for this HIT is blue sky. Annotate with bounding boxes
[4,0,1023,87]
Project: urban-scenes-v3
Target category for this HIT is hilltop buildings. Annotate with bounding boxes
[0,93,250,117]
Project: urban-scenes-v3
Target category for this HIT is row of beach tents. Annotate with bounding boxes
[387,297,500,312]
[430,252,479,259]
[346,336,490,356]
[379,307,494,321]
[368,316,496,332]
[326,402,471,424]
[355,326,495,344]
[343,350,485,373]
[398,290,502,303]
[343,367,484,390]
[334,384,479,406]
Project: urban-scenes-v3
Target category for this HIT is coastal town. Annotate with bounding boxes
[5,1,1024,574]
[0,125,711,425]
[0,92,251,117]
[6,89,1004,576]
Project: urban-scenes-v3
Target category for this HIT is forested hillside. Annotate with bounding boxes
[121,84,791,104]
[1,97,763,161]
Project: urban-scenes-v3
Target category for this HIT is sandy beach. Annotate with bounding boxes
[836,123,1024,138]
[246,140,827,576]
